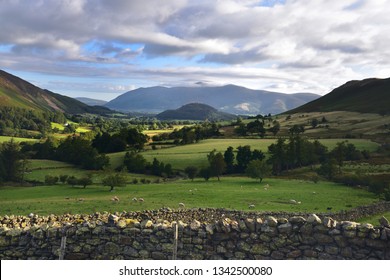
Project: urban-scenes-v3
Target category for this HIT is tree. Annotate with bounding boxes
[199,167,211,181]
[311,119,319,128]
[224,146,235,174]
[207,150,226,181]
[185,166,198,181]
[59,175,69,184]
[102,173,127,191]
[317,158,339,179]
[44,175,59,185]
[124,151,147,173]
[236,145,253,173]
[269,122,280,136]
[78,175,93,188]
[246,160,270,183]
[246,120,266,137]
[0,139,24,182]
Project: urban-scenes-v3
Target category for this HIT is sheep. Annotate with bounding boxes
[111,196,120,202]
[248,204,255,209]
[132,197,138,202]
[178,202,185,208]
[312,191,317,194]
[297,201,302,204]
[289,199,297,204]
[138,198,144,203]
[264,187,268,191]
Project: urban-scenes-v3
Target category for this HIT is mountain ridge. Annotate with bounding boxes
[105,84,320,115]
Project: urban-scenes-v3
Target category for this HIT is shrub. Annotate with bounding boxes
[44,175,59,185]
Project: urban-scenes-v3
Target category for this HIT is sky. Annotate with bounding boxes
[1,0,390,101]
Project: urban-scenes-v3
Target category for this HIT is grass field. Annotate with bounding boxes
[0,176,379,216]
[0,136,39,143]
[133,138,379,170]
[357,211,390,226]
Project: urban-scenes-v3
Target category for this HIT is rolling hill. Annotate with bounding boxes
[0,70,112,115]
[156,103,236,121]
[105,84,319,115]
[287,77,390,115]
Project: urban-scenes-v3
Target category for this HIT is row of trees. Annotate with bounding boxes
[123,151,173,177]
[92,128,148,153]
[152,123,221,145]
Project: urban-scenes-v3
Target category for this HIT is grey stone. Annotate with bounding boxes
[289,216,306,224]
[278,223,292,234]
[379,216,389,227]
[307,214,322,225]
[266,216,278,227]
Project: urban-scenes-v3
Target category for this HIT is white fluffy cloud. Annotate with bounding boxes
[0,0,389,98]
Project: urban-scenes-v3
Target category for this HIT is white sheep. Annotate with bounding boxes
[264,187,268,191]
[138,198,144,203]
[132,197,138,202]
[111,196,120,202]
[179,202,185,208]
[289,199,297,204]
[248,204,255,209]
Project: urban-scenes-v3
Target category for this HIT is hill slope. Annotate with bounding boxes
[287,77,390,115]
[76,97,107,106]
[156,103,236,121]
[105,85,319,115]
[0,70,112,115]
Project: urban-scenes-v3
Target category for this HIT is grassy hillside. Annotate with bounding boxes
[0,69,113,115]
[156,103,236,121]
[288,77,390,115]
[276,111,390,138]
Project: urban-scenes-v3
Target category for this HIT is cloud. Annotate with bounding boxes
[0,0,389,99]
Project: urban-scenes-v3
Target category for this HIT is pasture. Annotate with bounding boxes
[0,176,379,216]
[0,136,38,143]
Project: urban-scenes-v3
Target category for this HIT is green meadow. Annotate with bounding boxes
[0,176,379,216]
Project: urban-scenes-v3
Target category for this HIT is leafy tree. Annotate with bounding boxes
[246,160,270,183]
[267,138,287,174]
[44,175,59,185]
[0,139,24,182]
[59,175,69,184]
[224,146,235,174]
[199,167,211,181]
[311,119,319,128]
[124,151,148,173]
[67,176,79,187]
[78,175,93,188]
[289,124,305,135]
[207,150,226,181]
[185,166,198,181]
[269,122,280,136]
[317,158,339,179]
[102,173,127,191]
[236,145,253,173]
[246,120,266,137]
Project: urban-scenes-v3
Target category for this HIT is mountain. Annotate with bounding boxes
[156,103,236,121]
[287,77,390,115]
[0,69,112,115]
[76,97,107,106]
[105,85,319,115]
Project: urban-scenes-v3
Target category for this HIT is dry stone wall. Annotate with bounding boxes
[1,207,390,260]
